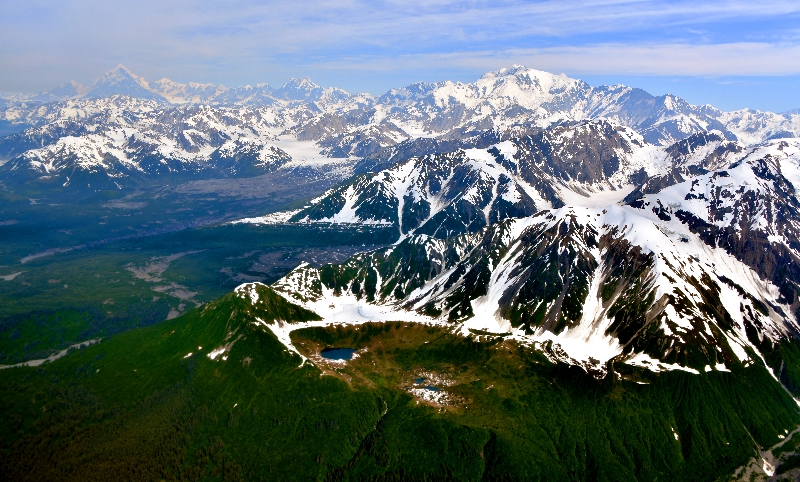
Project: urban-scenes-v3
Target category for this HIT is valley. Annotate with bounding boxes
[0,64,799,480]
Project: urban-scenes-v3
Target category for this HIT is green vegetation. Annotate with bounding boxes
[292,322,800,481]
[1,288,798,480]
[0,207,394,364]
[1,191,798,480]
[0,287,487,481]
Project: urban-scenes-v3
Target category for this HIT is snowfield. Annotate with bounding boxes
[232,139,800,380]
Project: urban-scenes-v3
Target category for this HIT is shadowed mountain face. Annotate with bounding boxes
[266,124,800,242]
[629,149,800,318]
[279,121,653,237]
[262,138,800,381]
[271,205,798,378]
[287,143,539,238]
[2,66,800,482]
[4,280,800,481]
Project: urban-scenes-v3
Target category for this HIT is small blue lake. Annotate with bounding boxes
[320,348,357,360]
[412,377,439,391]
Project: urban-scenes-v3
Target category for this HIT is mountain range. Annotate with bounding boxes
[3,64,798,146]
[2,64,800,479]
[1,64,350,105]
[235,132,800,380]
[1,64,798,198]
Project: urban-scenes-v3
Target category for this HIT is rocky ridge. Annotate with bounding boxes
[1,65,799,196]
[243,137,800,382]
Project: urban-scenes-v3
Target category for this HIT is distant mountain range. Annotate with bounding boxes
[1,64,798,197]
[1,64,352,106]
[2,64,799,145]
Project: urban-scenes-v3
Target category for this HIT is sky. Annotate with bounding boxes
[2,0,800,112]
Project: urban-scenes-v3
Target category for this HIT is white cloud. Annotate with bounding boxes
[296,42,800,78]
[463,43,800,77]
[2,0,800,92]
[132,0,800,53]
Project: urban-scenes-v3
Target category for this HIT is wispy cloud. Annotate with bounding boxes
[445,42,800,77]
[264,42,800,81]
[96,0,800,54]
[1,0,799,111]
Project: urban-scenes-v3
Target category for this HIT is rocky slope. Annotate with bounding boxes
[240,120,656,232]
[2,65,799,197]
[629,139,800,319]
[239,123,744,233]
[0,102,294,191]
[246,142,800,383]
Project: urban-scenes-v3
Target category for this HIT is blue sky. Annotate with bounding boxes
[2,0,800,112]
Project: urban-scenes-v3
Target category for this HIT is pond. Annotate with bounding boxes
[413,377,439,391]
[320,347,357,360]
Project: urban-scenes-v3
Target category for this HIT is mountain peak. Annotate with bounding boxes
[47,80,89,98]
[84,64,162,100]
[291,77,318,86]
[482,65,565,81]
[98,64,141,83]
[273,77,325,101]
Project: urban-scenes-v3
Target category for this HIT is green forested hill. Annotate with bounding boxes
[1,284,799,481]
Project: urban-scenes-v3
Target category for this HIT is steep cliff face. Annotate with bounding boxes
[268,121,656,237]
[629,144,800,320]
[258,146,800,382]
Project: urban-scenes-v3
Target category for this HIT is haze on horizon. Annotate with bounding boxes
[2,0,800,112]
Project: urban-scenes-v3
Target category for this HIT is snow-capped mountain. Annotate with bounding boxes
[21,65,169,102]
[47,80,92,100]
[1,64,799,202]
[150,78,228,104]
[624,130,745,201]
[351,65,799,146]
[83,64,162,100]
[240,121,770,237]
[0,133,292,191]
[3,65,362,109]
[0,99,297,191]
[629,139,800,316]
[272,77,350,104]
[3,64,799,143]
[203,84,279,107]
[255,144,800,379]
[267,140,542,238]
